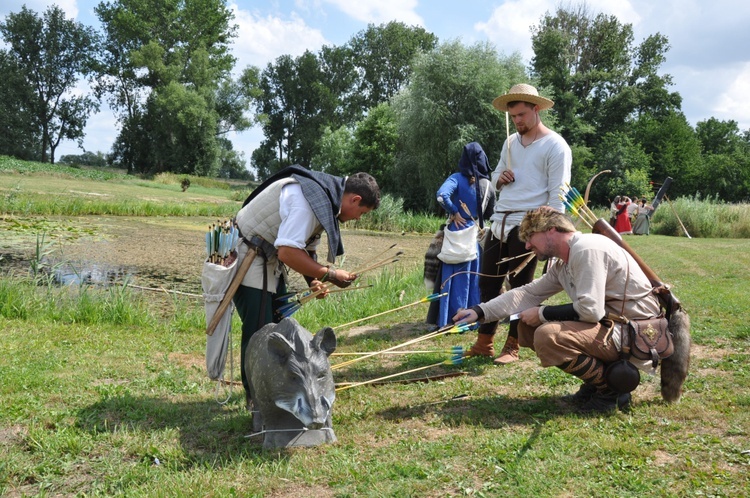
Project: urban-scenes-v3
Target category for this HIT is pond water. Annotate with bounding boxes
[0,215,429,296]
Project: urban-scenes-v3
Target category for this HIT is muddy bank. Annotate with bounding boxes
[0,216,433,294]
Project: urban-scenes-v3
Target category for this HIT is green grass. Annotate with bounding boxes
[5,154,749,238]
[1,156,749,496]
[1,233,749,496]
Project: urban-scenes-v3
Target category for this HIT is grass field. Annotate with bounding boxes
[1,159,749,497]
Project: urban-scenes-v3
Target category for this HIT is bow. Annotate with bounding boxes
[583,169,611,206]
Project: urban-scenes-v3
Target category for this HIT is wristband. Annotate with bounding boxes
[470,305,485,320]
[538,306,548,324]
[319,267,330,282]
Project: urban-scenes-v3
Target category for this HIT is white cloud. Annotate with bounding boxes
[230,4,329,71]
[712,62,750,130]
[474,0,552,62]
[322,0,423,26]
[586,0,641,25]
[1,1,78,19]
[476,0,642,63]
[56,109,118,157]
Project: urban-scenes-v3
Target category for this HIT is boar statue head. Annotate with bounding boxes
[245,317,337,448]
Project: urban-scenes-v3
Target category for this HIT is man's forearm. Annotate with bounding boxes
[277,246,328,281]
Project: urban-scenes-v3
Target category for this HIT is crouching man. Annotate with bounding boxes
[454,207,661,413]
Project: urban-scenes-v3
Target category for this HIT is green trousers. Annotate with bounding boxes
[233,279,286,395]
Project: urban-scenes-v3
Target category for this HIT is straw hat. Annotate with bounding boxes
[492,83,554,112]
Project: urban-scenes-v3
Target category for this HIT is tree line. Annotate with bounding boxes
[1,2,749,208]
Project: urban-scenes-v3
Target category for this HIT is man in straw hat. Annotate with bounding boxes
[454,207,662,413]
[467,83,572,365]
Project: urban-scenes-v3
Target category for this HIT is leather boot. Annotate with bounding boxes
[561,383,597,405]
[466,333,495,357]
[494,335,519,365]
[579,389,632,413]
[557,355,632,413]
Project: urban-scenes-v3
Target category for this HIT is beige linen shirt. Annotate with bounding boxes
[479,232,661,362]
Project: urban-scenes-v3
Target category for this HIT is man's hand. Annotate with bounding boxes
[453,307,478,324]
[326,268,356,288]
[309,279,328,299]
[497,169,515,186]
[519,307,542,327]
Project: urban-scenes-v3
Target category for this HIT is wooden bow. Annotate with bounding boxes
[571,169,611,229]
[583,169,611,206]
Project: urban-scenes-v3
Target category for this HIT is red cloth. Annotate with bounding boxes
[614,201,633,234]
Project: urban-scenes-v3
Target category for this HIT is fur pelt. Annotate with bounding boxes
[660,307,691,402]
[423,228,444,291]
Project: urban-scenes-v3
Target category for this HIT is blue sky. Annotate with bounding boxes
[3,0,750,166]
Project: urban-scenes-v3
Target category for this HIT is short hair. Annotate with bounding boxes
[519,208,576,242]
[507,101,537,110]
[345,172,380,209]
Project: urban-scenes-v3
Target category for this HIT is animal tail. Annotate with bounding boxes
[660,307,691,402]
[423,228,444,291]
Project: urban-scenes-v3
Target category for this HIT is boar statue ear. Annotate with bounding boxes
[267,332,295,363]
[312,327,337,357]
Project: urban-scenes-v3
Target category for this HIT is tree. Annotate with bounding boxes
[391,41,527,211]
[318,44,359,127]
[216,66,262,137]
[0,50,38,159]
[312,126,354,175]
[694,118,750,202]
[251,22,435,178]
[216,138,250,180]
[0,5,99,163]
[696,118,743,155]
[530,4,680,148]
[147,80,220,176]
[632,111,702,198]
[313,102,399,187]
[254,50,333,170]
[250,142,279,181]
[95,0,244,176]
[347,21,438,115]
[593,132,651,204]
[59,151,108,167]
[350,103,399,192]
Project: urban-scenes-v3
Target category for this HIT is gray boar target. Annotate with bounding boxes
[245,317,337,448]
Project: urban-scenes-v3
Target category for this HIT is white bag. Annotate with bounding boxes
[202,253,239,380]
[437,222,478,264]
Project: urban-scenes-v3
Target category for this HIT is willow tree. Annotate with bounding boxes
[391,40,527,211]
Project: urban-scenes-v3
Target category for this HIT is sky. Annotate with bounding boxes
[3,0,750,168]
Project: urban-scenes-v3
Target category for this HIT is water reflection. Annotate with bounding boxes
[53,261,133,287]
[1,252,199,294]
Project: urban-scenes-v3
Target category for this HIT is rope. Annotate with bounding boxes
[214,327,234,405]
[126,283,202,298]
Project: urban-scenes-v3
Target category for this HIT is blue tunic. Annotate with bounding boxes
[436,173,485,327]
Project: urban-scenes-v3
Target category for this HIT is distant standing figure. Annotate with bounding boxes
[627,197,639,222]
[609,196,621,227]
[434,142,494,327]
[632,198,654,235]
[614,196,633,234]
